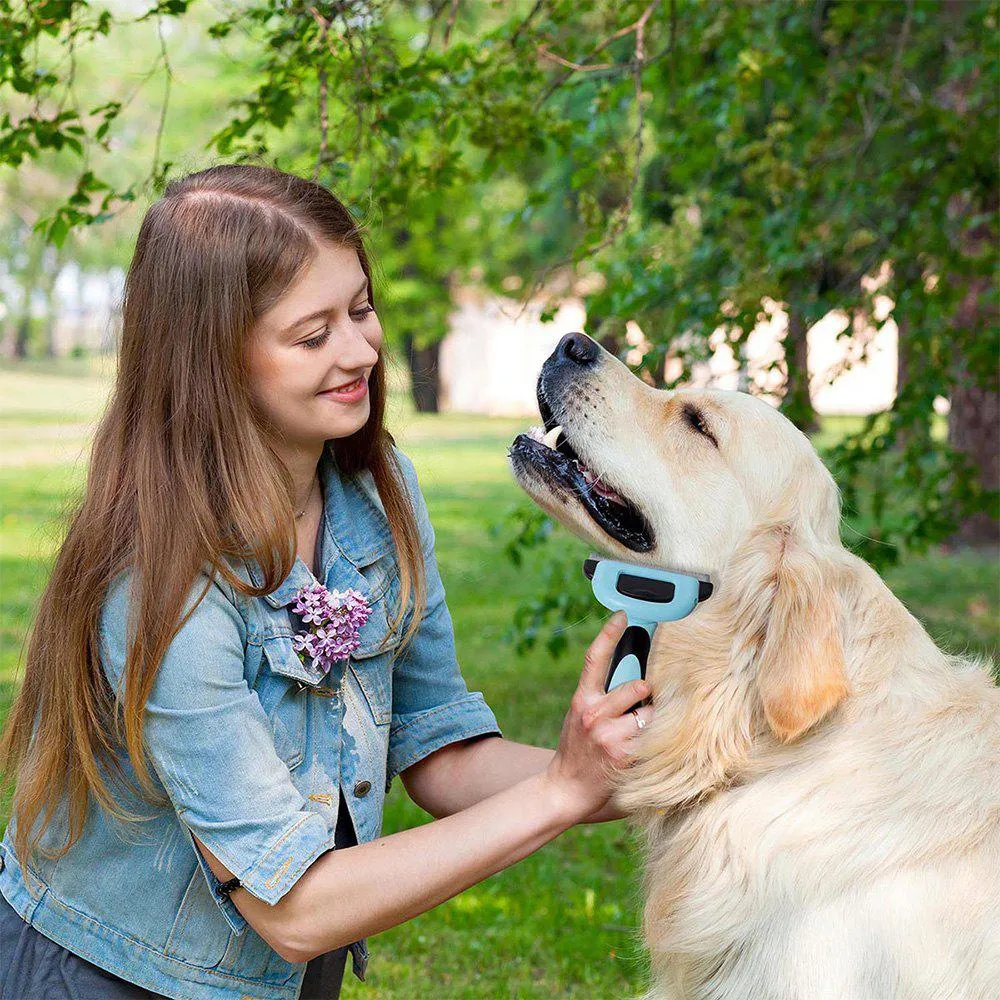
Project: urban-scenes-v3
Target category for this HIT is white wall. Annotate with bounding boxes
[439,289,586,417]
[439,288,900,417]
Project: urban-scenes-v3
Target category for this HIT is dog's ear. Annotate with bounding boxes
[732,522,848,742]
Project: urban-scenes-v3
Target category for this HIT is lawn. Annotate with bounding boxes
[1,358,997,998]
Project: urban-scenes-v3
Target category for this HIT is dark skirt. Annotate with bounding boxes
[0,891,166,999]
[1,790,358,1000]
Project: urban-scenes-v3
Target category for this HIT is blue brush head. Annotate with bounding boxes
[584,556,713,625]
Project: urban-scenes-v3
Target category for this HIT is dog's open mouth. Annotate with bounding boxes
[509,399,654,552]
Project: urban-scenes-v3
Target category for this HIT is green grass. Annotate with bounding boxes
[1,361,997,998]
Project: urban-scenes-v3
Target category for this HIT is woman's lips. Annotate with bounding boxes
[318,374,368,403]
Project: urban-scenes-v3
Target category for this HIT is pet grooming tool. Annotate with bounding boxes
[583,556,714,701]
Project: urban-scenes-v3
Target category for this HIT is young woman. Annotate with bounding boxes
[0,164,653,1000]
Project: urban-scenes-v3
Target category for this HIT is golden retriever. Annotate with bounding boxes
[510,332,1000,1000]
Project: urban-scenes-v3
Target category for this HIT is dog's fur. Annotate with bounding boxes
[512,338,1000,1000]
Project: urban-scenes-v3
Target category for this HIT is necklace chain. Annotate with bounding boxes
[294,474,319,519]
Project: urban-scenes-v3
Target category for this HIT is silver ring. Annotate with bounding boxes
[632,708,646,730]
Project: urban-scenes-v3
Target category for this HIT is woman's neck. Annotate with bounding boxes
[276,440,325,514]
[295,483,324,574]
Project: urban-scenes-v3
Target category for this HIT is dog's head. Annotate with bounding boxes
[510,333,849,771]
[509,332,841,575]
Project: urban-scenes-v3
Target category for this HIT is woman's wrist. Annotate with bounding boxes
[536,766,600,830]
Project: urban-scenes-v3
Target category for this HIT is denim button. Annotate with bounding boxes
[353,780,371,797]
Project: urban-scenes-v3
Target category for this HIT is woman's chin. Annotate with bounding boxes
[324,405,371,441]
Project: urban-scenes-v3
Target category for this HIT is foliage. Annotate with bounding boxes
[490,502,595,657]
[582,0,997,564]
[0,1,662,343]
[0,0,191,244]
[1,0,996,647]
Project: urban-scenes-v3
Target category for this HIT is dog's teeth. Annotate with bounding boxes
[542,424,563,450]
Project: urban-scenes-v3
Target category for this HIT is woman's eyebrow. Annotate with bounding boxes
[282,279,369,334]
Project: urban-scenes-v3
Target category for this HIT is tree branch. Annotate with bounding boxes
[518,2,661,315]
[510,0,547,49]
[537,45,612,73]
[417,0,451,58]
[534,0,661,109]
[443,0,460,46]
[151,14,173,184]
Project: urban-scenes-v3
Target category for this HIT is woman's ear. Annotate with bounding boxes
[732,522,848,743]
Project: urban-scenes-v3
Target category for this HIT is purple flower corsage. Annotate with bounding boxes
[290,582,372,677]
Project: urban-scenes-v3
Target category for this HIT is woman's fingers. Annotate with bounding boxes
[598,678,652,719]
[594,704,655,765]
[578,611,629,695]
[547,615,656,821]
[578,680,652,744]
[577,615,652,724]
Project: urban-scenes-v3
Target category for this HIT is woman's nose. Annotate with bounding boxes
[336,322,381,370]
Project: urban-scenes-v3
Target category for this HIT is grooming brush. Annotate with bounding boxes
[583,556,713,704]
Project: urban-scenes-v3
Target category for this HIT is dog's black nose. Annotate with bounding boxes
[556,332,599,367]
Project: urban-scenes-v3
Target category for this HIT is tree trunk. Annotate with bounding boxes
[893,261,933,451]
[405,335,441,413]
[937,13,998,548]
[73,266,88,353]
[947,277,999,547]
[13,235,46,359]
[781,304,819,434]
[13,314,31,359]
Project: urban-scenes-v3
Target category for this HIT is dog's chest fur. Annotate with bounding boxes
[636,703,1000,1000]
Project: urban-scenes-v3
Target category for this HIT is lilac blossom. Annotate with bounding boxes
[290,582,372,676]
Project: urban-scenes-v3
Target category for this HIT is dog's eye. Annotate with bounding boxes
[683,404,718,447]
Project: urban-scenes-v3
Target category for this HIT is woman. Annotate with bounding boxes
[0,164,653,1000]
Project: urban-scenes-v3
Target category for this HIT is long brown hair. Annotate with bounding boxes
[0,164,425,864]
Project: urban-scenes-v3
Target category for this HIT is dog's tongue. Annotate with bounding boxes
[580,466,626,504]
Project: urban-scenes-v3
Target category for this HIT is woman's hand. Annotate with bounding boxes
[543,611,653,824]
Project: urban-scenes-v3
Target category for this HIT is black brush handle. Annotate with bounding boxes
[605,624,652,712]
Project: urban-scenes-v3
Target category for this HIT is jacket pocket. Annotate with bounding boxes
[350,648,393,726]
[349,550,403,660]
[218,922,300,985]
[257,636,310,770]
[164,864,232,969]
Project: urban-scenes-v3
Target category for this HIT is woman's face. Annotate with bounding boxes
[249,240,383,448]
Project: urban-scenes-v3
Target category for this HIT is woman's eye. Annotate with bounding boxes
[301,308,374,348]
[301,328,331,351]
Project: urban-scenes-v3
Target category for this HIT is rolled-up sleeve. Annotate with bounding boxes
[385,451,503,791]
[99,570,332,930]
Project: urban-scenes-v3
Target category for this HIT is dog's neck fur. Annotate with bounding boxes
[614,543,972,819]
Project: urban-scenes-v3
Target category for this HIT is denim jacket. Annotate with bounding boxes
[0,444,502,1000]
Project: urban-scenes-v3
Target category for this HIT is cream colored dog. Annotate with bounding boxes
[510,333,1000,1000]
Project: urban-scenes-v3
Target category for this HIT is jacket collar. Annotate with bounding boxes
[257,556,315,611]
[253,444,396,610]
[317,443,395,570]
